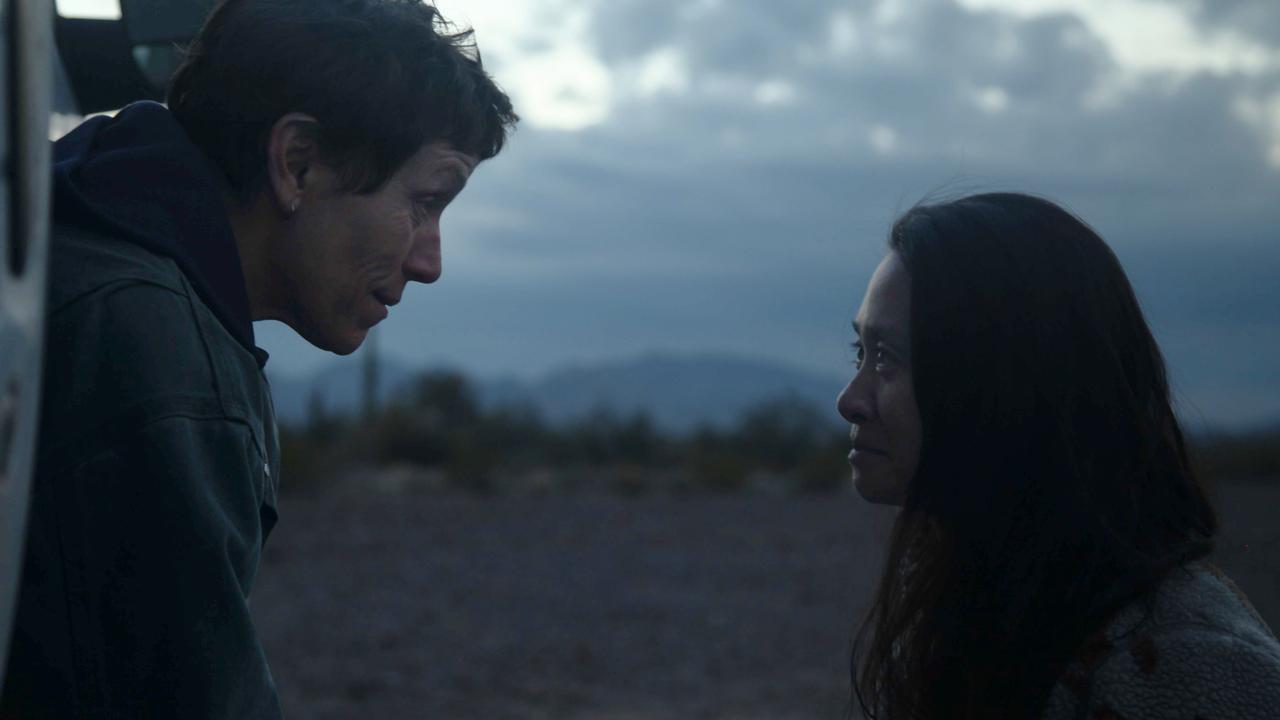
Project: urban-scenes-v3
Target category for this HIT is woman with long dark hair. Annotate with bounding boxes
[837,193,1280,719]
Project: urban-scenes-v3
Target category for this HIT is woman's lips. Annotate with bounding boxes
[366,293,390,325]
[373,290,401,307]
[849,446,888,462]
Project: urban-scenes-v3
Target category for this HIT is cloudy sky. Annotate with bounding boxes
[62,0,1280,429]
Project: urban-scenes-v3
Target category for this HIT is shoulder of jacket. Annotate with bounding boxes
[39,286,274,481]
[39,255,246,463]
[1080,619,1280,719]
[1045,564,1280,720]
[1163,562,1280,641]
[1061,563,1280,720]
[47,221,188,313]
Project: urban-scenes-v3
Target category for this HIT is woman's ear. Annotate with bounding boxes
[265,113,321,216]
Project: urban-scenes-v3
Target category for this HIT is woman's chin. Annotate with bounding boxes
[332,327,369,355]
[303,323,368,356]
[854,471,905,507]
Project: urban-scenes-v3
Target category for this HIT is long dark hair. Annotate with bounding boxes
[851,193,1218,719]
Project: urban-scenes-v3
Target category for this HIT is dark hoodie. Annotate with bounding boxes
[1,102,283,719]
[51,100,261,362]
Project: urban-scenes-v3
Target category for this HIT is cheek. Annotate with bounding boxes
[884,378,923,471]
[350,215,417,279]
[324,192,410,263]
[902,381,922,448]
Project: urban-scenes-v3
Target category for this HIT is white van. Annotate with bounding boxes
[0,0,208,687]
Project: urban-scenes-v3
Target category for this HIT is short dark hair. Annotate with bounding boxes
[167,0,518,200]
[852,193,1217,719]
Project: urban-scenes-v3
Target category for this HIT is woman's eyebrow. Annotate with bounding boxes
[425,167,469,192]
[853,321,902,344]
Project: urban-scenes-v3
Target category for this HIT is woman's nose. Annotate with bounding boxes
[837,376,872,425]
[404,224,442,284]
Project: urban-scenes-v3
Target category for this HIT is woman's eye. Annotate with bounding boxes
[412,194,445,216]
[851,342,893,373]
[411,200,436,223]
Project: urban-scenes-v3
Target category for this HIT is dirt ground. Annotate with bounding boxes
[250,479,1279,720]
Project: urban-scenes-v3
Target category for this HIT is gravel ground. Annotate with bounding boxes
[251,479,1279,720]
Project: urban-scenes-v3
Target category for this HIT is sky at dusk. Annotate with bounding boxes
[60,0,1280,429]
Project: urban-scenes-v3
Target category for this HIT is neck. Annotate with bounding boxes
[224,192,281,322]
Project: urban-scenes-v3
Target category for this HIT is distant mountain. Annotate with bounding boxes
[266,357,419,426]
[268,352,848,434]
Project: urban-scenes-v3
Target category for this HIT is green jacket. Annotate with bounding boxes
[2,103,283,718]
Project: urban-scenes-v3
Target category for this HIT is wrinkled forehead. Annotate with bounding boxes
[388,141,480,193]
[855,252,912,342]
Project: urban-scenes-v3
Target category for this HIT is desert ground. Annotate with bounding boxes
[251,478,1279,720]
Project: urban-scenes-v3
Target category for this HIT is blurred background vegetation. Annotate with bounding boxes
[278,368,1280,498]
[280,369,851,496]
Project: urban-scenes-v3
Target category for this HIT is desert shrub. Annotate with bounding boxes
[281,367,858,496]
[277,423,329,490]
[614,412,662,465]
[372,407,449,466]
[733,396,829,470]
[692,451,750,492]
[446,429,497,494]
[554,408,671,469]
[408,370,480,425]
[476,404,550,467]
[611,464,652,496]
[794,437,851,493]
[1191,429,1280,481]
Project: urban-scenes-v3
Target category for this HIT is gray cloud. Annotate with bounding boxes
[1166,0,1280,45]
[589,0,1278,185]
[590,0,841,70]
[259,0,1280,429]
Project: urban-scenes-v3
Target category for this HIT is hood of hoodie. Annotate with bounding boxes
[52,101,266,366]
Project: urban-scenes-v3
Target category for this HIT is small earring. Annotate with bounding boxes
[290,199,300,214]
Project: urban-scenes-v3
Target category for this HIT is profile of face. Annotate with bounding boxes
[266,124,479,354]
[836,252,922,506]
